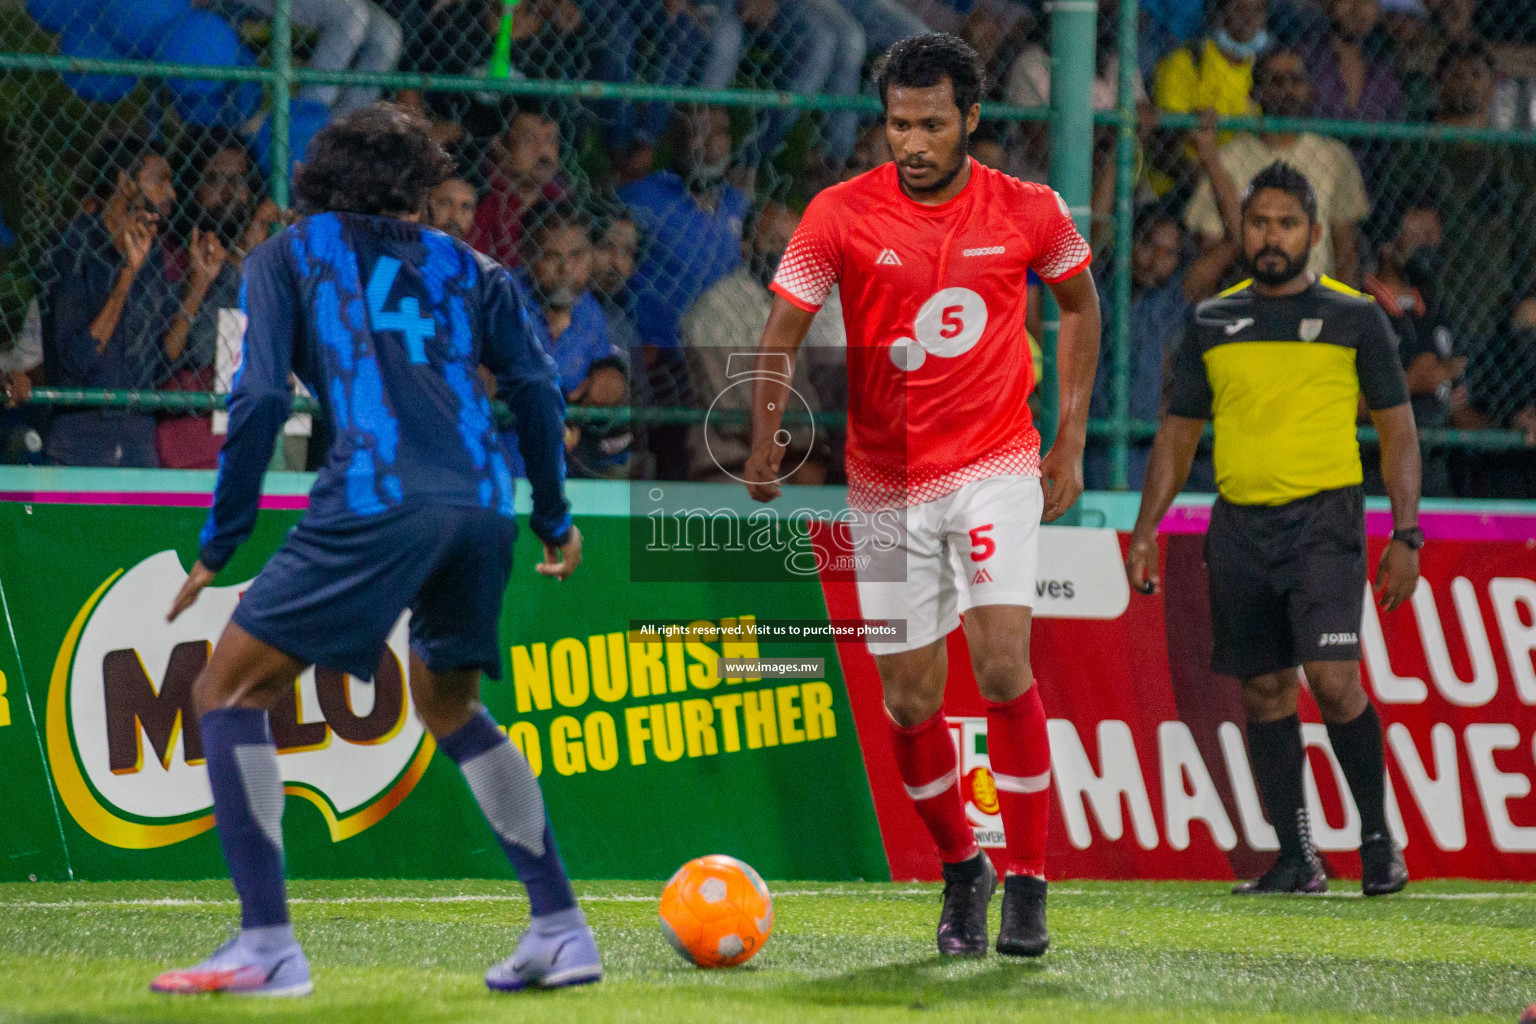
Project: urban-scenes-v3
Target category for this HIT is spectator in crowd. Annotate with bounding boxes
[394,0,594,155]
[594,1,719,175]
[1149,0,1268,198]
[588,199,643,360]
[970,124,1009,171]
[957,1,1031,87]
[396,0,593,86]
[834,0,929,44]
[1005,0,1146,111]
[1362,205,1462,495]
[619,107,748,478]
[897,0,1026,38]
[680,201,845,482]
[1153,0,1268,121]
[1395,40,1536,348]
[2,304,38,411]
[840,121,894,180]
[699,1,862,168]
[158,134,285,470]
[1142,0,1207,44]
[513,199,631,479]
[1184,48,1369,284]
[469,107,567,267]
[814,0,932,170]
[499,0,598,81]
[246,0,402,115]
[587,197,652,474]
[1393,0,1536,130]
[1299,0,1402,202]
[426,176,478,241]
[39,137,220,467]
[0,300,40,462]
[1450,296,1536,497]
[1300,0,1403,122]
[1085,196,1237,489]
[1089,101,1170,253]
[1398,0,1478,105]
[1379,0,1431,84]
[491,0,606,143]
[394,0,513,149]
[618,107,747,353]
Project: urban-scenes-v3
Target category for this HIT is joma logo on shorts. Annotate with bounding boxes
[1319,632,1359,646]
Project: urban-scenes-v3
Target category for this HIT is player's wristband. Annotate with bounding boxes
[1390,527,1425,550]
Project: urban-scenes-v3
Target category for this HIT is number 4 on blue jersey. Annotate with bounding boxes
[366,256,435,364]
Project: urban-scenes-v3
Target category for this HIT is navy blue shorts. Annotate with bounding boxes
[232,503,515,681]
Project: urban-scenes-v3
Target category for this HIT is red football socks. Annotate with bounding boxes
[984,685,1052,878]
[887,710,979,864]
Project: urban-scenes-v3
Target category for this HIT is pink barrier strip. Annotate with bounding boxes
[0,491,310,510]
[1158,506,1214,534]
[1159,504,1536,543]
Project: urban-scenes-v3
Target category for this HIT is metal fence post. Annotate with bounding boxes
[271,0,293,209]
[1044,0,1097,518]
[1110,0,1139,490]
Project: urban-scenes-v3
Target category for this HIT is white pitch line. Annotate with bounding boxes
[6,887,1536,911]
[0,888,940,911]
[1045,888,1536,900]
[1317,891,1536,900]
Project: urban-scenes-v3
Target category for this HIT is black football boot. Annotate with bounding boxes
[1235,808,1328,895]
[1360,832,1408,896]
[936,852,997,955]
[996,874,1049,957]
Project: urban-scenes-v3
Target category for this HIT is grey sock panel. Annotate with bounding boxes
[460,740,547,857]
[239,922,297,953]
[233,743,285,855]
[530,906,587,935]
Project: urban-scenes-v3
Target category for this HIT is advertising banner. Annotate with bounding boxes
[5,473,1536,885]
[822,511,1536,883]
[0,482,888,882]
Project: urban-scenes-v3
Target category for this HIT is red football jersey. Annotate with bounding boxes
[771,159,1091,508]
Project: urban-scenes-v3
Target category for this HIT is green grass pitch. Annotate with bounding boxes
[2,878,1535,1023]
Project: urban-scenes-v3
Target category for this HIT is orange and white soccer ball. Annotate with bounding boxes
[658,854,774,968]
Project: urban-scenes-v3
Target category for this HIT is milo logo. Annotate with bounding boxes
[47,551,433,849]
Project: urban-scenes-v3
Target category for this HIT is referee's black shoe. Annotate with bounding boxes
[1360,833,1408,896]
[996,874,1049,957]
[937,852,996,955]
[1233,852,1327,895]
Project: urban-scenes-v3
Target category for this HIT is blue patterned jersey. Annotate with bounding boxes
[198,213,572,572]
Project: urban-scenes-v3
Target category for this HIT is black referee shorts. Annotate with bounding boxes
[1205,485,1366,680]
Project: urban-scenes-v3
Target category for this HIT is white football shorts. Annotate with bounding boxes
[850,474,1043,655]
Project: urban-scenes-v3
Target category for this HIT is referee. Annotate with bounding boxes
[1126,162,1421,896]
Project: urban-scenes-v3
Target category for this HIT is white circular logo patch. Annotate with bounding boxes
[915,287,987,357]
[889,338,927,371]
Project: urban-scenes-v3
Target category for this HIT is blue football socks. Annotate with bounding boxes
[200,707,290,930]
[439,708,577,918]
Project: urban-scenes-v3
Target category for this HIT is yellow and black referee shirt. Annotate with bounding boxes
[1165,276,1410,506]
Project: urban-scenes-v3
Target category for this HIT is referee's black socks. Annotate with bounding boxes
[1247,714,1309,860]
[1326,703,1390,842]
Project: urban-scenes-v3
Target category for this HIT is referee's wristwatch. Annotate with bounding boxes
[1391,526,1425,550]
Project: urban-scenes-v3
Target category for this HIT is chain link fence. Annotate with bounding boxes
[0,0,1533,492]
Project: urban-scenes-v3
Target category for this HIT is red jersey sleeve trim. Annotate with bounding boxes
[1038,251,1092,285]
[769,281,823,312]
